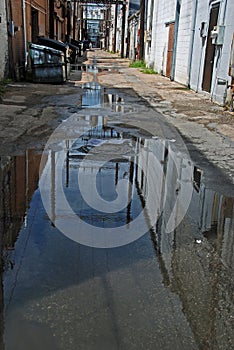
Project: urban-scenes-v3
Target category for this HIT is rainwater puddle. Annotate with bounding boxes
[82,64,119,74]
[1,56,233,349]
[81,83,128,113]
[1,114,234,349]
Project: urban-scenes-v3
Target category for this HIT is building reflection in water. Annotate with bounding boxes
[0,150,44,349]
[0,114,233,349]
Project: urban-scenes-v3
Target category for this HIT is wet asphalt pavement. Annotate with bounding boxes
[0,51,233,350]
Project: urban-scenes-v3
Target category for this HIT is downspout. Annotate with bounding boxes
[222,0,228,25]
[4,0,10,76]
[170,0,181,81]
[187,0,198,88]
[22,0,27,68]
[6,0,16,78]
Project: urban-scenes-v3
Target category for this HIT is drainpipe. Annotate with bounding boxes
[187,0,198,88]
[222,0,228,25]
[22,0,27,68]
[170,0,181,81]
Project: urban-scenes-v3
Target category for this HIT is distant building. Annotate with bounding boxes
[84,4,105,47]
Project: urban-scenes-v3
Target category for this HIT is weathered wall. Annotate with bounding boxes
[145,0,234,105]
[151,0,176,75]
[174,0,193,84]
[7,0,25,79]
[210,0,234,105]
[0,1,8,79]
[189,0,234,105]
[188,0,208,92]
[25,0,48,43]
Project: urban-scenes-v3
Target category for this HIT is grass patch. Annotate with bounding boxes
[129,60,157,74]
[140,68,158,74]
[129,60,146,68]
[0,79,11,98]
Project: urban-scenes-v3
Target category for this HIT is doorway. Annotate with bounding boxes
[166,22,175,78]
[202,4,220,92]
[31,8,39,43]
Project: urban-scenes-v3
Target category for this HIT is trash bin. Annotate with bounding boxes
[68,42,80,64]
[71,39,83,57]
[29,43,66,83]
[37,37,70,79]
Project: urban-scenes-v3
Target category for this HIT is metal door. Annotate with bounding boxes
[202,4,220,92]
[166,22,175,78]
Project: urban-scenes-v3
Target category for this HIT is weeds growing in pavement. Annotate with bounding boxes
[140,67,158,74]
[129,60,146,68]
[129,60,157,74]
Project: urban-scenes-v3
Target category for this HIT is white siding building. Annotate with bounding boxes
[189,0,234,105]
[149,0,177,76]
[144,0,234,106]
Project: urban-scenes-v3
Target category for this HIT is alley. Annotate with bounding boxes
[0,50,233,350]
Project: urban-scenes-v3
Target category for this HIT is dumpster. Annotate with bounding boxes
[37,37,70,79]
[29,43,66,83]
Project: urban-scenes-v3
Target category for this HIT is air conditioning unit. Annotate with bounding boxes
[144,30,151,42]
[210,25,225,45]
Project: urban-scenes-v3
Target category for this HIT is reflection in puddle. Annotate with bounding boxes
[1,82,234,348]
[81,83,125,112]
[1,114,234,348]
[83,65,119,74]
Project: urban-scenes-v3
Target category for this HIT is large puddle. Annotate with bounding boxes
[0,59,233,349]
